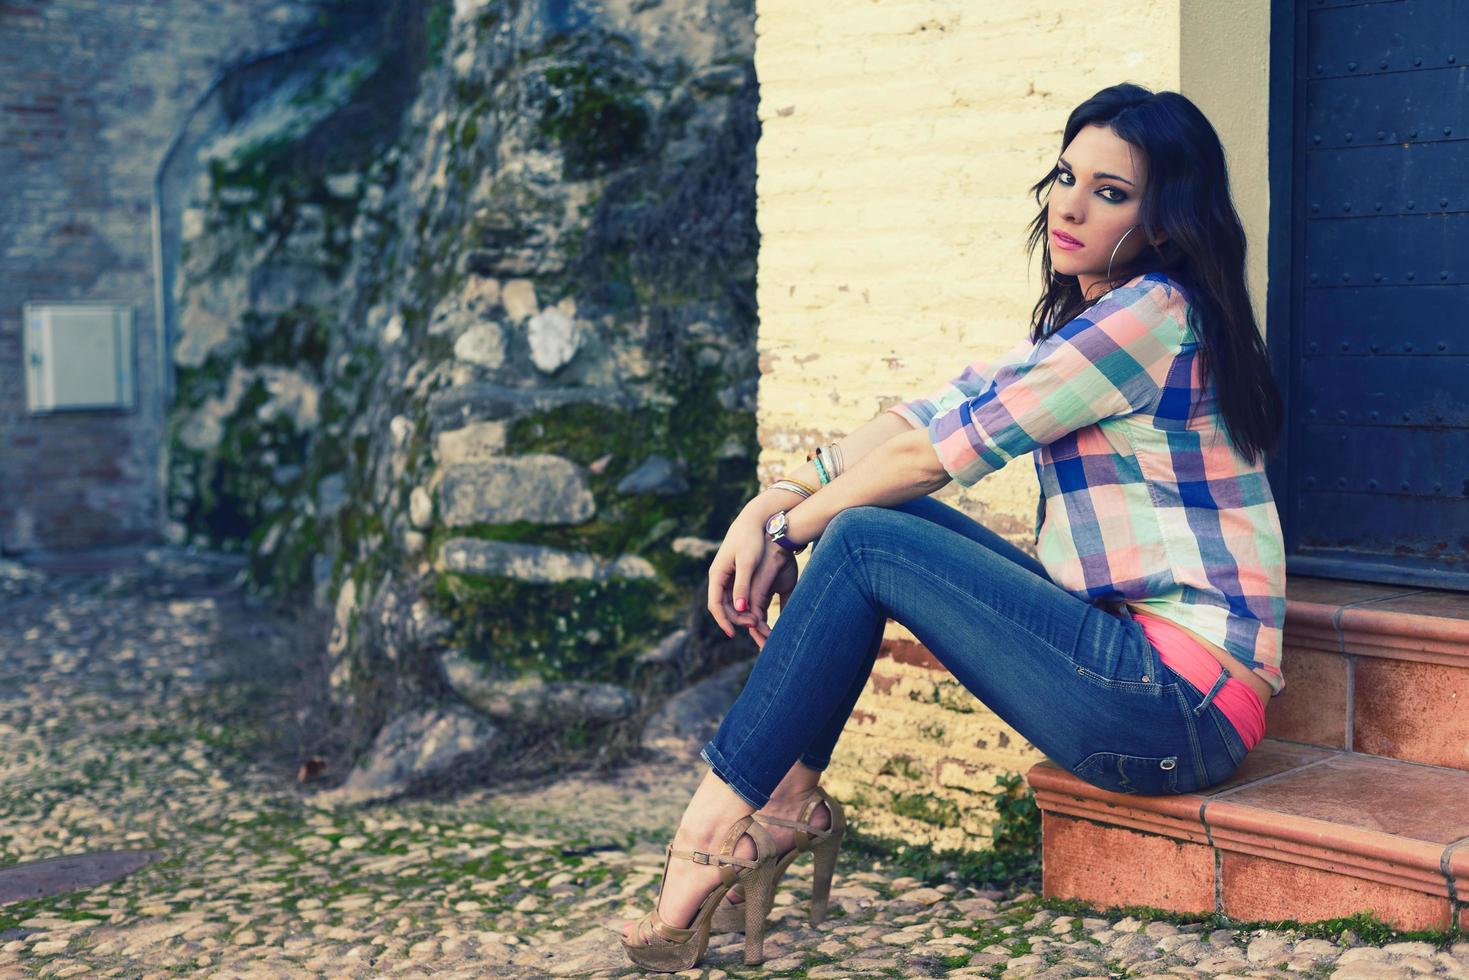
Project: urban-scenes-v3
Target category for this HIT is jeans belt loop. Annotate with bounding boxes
[1194,667,1231,717]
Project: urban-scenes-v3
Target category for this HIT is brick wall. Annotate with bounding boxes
[752,0,1185,847]
[0,0,316,553]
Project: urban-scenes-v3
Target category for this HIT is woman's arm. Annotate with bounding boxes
[784,428,950,546]
[742,409,919,516]
[782,276,1186,545]
[714,408,927,638]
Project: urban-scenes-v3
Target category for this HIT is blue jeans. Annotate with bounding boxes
[700,496,1250,807]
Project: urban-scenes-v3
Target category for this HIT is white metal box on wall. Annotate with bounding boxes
[23,302,136,413]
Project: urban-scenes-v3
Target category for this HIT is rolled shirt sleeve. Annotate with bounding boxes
[884,335,1033,430]
[921,279,1189,488]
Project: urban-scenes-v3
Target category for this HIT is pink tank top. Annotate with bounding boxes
[1131,609,1265,752]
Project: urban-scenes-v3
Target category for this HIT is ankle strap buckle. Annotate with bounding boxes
[690,850,714,865]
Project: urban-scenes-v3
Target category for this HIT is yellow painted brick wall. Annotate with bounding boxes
[753,1,1208,849]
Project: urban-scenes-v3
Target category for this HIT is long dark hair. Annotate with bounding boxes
[1024,83,1283,465]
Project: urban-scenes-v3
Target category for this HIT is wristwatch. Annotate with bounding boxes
[764,510,807,554]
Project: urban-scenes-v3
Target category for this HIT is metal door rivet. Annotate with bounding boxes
[1379,60,1388,70]
[1408,201,1415,209]
[1348,62,1357,71]
[1344,202,1352,211]
[1441,198,1449,207]
[1446,128,1454,136]
[1345,133,1354,142]
[1442,272,1450,280]
[1406,272,1415,280]
[1160,758,1176,770]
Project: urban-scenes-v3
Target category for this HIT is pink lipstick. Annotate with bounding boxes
[1052,229,1084,251]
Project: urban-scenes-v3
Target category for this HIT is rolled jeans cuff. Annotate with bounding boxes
[699,741,769,809]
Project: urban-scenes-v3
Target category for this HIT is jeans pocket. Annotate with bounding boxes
[1071,608,1163,694]
[1207,706,1250,770]
[1073,749,1182,796]
[1169,667,1251,774]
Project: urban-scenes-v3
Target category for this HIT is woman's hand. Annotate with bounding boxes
[742,548,799,649]
[706,512,770,640]
[706,502,801,643]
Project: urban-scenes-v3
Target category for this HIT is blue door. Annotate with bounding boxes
[1267,0,1469,589]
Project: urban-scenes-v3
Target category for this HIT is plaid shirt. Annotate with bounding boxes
[886,271,1287,697]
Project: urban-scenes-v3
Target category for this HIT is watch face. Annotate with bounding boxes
[765,512,787,537]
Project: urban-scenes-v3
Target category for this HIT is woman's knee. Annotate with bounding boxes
[823,505,889,541]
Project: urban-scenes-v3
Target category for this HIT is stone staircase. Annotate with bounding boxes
[1027,576,1469,932]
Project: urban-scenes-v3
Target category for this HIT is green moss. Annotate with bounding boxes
[839,823,1039,896]
[169,375,311,550]
[917,720,947,742]
[877,754,927,782]
[989,771,1041,855]
[1029,896,1465,949]
[239,305,333,368]
[492,361,757,552]
[536,61,650,180]
[458,114,479,150]
[889,790,962,829]
[424,0,452,64]
[434,571,678,683]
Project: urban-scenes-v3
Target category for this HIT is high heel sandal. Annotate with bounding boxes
[709,785,847,934]
[620,813,780,971]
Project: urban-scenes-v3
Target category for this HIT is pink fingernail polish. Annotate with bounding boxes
[735,597,746,612]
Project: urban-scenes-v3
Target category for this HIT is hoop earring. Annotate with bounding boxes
[1105,225,1140,282]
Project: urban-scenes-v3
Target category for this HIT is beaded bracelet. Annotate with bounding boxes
[811,450,831,485]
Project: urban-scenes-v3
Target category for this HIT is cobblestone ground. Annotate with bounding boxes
[2,549,1467,980]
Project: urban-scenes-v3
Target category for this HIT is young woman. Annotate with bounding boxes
[619,82,1287,971]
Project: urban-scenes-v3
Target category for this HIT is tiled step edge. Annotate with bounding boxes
[1203,795,1453,898]
[1027,759,1467,915]
[1286,581,1469,669]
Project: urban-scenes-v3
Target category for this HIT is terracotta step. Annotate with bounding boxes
[1028,739,1469,931]
[1271,577,1469,770]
